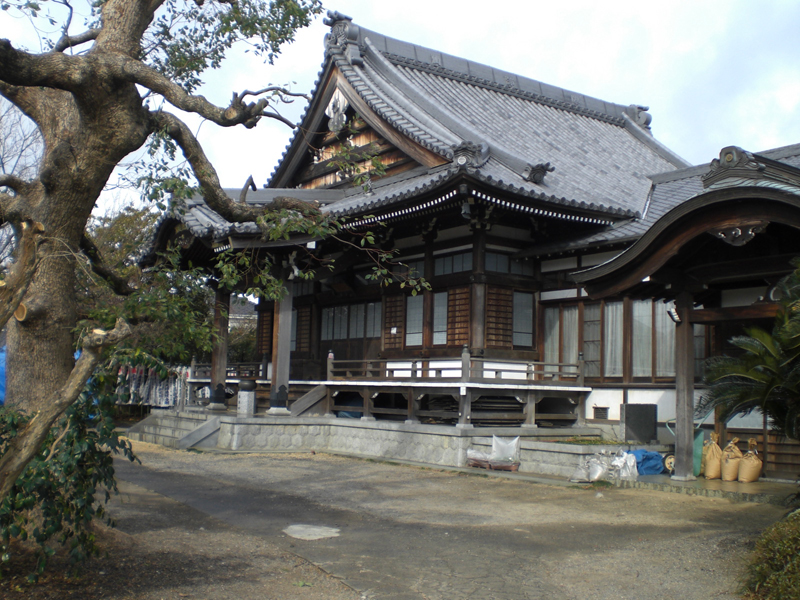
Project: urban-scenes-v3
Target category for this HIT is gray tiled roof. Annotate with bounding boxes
[267,12,689,218]
[163,188,346,241]
[163,12,699,249]
[518,143,800,256]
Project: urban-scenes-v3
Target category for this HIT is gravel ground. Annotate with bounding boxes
[1,478,360,600]
[3,440,788,599]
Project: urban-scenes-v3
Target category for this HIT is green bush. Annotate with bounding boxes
[0,367,137,582]
[743,510,800,599]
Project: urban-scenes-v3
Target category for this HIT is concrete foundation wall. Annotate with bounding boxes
[468,437,672,478]
[215,416,610,471]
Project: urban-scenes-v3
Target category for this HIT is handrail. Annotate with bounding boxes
[325,348,586,386]
[189,361,263,379]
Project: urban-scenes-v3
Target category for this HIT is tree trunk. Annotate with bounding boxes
[0,319,131,500]
[6,240,79,415]
[3,84,150,415]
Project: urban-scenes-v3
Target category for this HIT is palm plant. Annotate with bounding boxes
[697,264,800,440]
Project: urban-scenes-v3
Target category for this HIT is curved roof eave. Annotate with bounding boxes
[323,163,634,225]
[571,186,800,298]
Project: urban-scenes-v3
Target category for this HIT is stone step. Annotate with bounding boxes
[127,410,218,450]
[136,431,179,448]
[148,416,201,432]
[139,424,184,438]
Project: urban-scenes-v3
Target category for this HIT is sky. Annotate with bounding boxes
[191,0,800,192]
[3,0,800,200]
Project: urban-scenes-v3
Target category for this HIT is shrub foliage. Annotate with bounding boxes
[743,511,800,600]
[0,363,137,581]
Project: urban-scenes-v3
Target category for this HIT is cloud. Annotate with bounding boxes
[3,0,800,192]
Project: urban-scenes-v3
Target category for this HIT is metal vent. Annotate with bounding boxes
[593,406,609,420]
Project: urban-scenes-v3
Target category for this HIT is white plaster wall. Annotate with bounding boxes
[584,387,765,430]
[584,389,624,420]
[627,389,679,422]
[586,388,703,422]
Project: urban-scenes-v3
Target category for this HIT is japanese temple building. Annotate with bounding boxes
[148,12,800,479]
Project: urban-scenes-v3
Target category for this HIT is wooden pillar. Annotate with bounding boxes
[270,278,294,405]
[324,350,334,416]
[406,389,419,423]
[208,288,231,410]
[523,391,538,428]
[673,291,696,480]
[458,390,472,427]
[458,345,472,427]
[422,230,435,348]
[470,225,487,349]
[361,388,374,420]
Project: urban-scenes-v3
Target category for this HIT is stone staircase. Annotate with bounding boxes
[126,410,221,449]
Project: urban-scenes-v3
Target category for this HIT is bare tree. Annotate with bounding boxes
[0,99,43,264]
[0,0,324,498]
[0,98,42,182]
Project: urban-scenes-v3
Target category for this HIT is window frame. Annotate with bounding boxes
[540,297,703,384]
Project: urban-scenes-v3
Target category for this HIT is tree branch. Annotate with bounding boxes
[122,57,297,128]
[0,39,87,90]
[0,192,13,211]
[0,319,131,502]
[238,87,310,102]
[79,233,137,296]
[55,28,101,52]
[153,111,287,223]
[0,173,34,197]
[0,219,45,332]
[0,81,55,128]
[262,110,296,128]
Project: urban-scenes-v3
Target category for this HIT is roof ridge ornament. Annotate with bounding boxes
[702,146,766,187]
[451,141,489,168]
[624,105,652,130]
[323,10,362,66]
[522,162,555,184]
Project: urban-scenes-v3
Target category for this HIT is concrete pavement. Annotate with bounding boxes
[112,447,790,600]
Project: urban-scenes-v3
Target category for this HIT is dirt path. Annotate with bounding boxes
[3,441,787,599]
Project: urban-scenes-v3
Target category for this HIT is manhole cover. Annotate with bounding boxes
[283,524,340,540]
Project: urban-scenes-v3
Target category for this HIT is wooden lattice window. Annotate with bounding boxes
[447,287,470,346]
[486,287,513,348]
[256,306,274,356]
[294,305,311,353]
[383,295,404,350]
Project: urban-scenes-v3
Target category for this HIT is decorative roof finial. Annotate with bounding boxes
[625,104,652,130]
[522,162,555,184]
[702,146,766,188]
[451,141,489,168]
[323,11,362,65]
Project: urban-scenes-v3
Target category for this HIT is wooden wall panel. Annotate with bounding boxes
[256,308,274,356]
[295,305,311,353]
[383,295,405,350]
[486,287,513,348]
[447,287,470,346]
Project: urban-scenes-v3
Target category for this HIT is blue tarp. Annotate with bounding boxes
[0,347,5,405]
[630,449,666,475]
